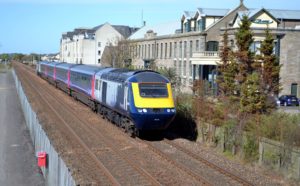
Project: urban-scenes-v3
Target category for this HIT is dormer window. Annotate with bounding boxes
[186,20,192,32]
[198,19,206,32]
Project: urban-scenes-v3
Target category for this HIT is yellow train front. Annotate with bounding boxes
[127,71,176,131]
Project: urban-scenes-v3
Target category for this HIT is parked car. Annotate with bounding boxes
[278,95,299,106]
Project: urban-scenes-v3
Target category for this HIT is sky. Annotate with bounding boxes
[0,0,300,54]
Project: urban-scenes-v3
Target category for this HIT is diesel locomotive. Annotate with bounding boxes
[36,61,176,137]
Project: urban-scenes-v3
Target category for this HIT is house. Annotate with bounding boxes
[128,1,300,96]
[60,23,138,65]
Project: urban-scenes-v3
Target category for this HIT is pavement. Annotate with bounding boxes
[0,69,44,186]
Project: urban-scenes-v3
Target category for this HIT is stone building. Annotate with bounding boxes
[128,1,300,96]
[60,23,138,65]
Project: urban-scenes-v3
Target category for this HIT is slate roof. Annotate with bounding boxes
[267,9,300,20]
[183,11,196,18]
[197,8,230,17]
[129,20,181,40]
[92,24,138,38]
[63,23,139,40]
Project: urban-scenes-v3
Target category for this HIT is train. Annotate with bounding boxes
[36,61,176,137]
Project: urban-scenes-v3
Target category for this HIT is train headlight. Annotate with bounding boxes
[171,108,175,112]
[167,109,170,113]
[142,108,147,113]
[137,109,143,113]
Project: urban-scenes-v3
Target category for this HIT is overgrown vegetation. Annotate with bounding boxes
[189,14,300,166]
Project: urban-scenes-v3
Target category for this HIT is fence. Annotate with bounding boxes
[13,70,75,186]
[259,137,300,180]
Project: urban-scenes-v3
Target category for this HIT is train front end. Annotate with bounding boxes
[129,71,176,130]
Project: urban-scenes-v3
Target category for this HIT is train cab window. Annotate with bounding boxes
[139,83,168,98]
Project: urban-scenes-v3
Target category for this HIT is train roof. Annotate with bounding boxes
[70,64,106,75]
[39,61,52,65]
[47,62,64,67]
[100,69,169,83]
[55,62,80,70]
[130,70,169,83]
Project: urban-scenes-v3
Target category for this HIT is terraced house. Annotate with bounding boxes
[128,1,300,96]
[60,23,138,65]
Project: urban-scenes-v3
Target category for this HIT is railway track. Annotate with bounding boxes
[163,139,254,186]
[15,63,160,185]
[15,62,263,185]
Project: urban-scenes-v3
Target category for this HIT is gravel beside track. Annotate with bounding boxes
[14,62,288,186]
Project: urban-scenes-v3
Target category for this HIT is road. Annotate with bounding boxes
[278,105,300,114]
[0,69,44,186]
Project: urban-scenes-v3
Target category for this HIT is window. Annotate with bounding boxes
[160,43,163,59]
[148,44,150,59]
[98,59,101,64]
[184,41,187,58]
[197,18,206,31]
[165,43,168,59]
[156,43,159,58]
[183,61,186,76]
[142,45,144,58]
[206,41,219,51]
[179,41,182,58]
[139,83,168,98]
[189,41,193,57]
[291,83,298,96]
[98,50,101,55]
[169,42,172,58]
[196,40,199,52]
[250,41,261,55]
[152,44,155,58]
[189,61,193,78]
[98,42,101,47]
[174,42,177,58]
[179,60,182,76]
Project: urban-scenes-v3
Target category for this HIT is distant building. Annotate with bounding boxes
[60,23,138,65]
[41,53,60,62]
[128,2,300,96]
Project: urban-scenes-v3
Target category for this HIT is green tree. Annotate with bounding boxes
[217,30,239,97]
[0,53,9,61]
[258,27,281,96]
[235,15,255,84]
[240,73,266,114]
[12,53,24,61]
[158,67,181,92]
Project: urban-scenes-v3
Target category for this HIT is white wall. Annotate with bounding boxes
[60,23,124,66]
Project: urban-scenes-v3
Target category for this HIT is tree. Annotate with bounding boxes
[240,73,266,114]
[101,37,134,68]
[12,53,24,61]
[235,15,255,84]
[258,27,281,96]
[0,53,9,61]
[217,30,239,97]
[158,67,181,92]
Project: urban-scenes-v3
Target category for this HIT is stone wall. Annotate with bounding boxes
[279,31,300,96]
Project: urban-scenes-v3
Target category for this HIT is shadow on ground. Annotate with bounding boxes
[139,113,198,142]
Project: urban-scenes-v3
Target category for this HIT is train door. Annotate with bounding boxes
[95,78,102,102]
[102,81,107,104]
[124,84,129,111]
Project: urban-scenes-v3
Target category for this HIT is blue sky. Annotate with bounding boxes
[0,0,300,54]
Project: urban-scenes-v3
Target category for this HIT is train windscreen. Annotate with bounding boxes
[138,83,168,98]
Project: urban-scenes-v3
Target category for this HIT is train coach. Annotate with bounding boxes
[36,61,176,137]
